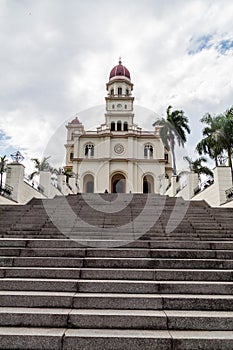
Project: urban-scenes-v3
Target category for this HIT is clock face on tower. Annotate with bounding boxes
[117,103,122,109]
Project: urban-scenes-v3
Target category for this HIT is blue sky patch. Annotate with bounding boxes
[0,130,17,158]
[217,39,233,54]
[188,34,213,54]
[188,34,233,56]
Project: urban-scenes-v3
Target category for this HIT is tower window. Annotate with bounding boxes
[118,87,122,95]
[126,89,129,96]
[125,105,127,109]
[117,121,122,131]
[110,89,114,95]
[164,153,168,162]
[85,144,94,158]
[144,144,153,159]
[123,122,128,131]
[111,122,115,131]
[112,104,115,109]
[70,152,74,160]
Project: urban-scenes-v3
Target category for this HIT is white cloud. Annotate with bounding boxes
[0,0,233,173]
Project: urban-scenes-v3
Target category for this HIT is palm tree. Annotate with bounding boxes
[0,155,7,188]
[29,156,52,180]
[214,107,233,172]
[52,167,73,184]
[183,156,213,180]
[197,108,233,178]
[196,113,224,166]
[153,105,190,175]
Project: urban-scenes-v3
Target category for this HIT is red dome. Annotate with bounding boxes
[109,60,130,80]
[71,117,81,124]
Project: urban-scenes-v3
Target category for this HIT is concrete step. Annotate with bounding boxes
[2,247,233,259]
[83,257,233,269]
[2,267,230,281]
[0,327,64,350]
[0,257,84,267]
[63,329,233,350]
[1,256,233,269]
[0,291,74,307]
[0,278,233,294]
[73,293,233,311]
[2,238,233,250]
[0,278,78,291]
[1,307,231,330]
[80,268,233,281]
[0,291,233,311]
[77,280,233,294]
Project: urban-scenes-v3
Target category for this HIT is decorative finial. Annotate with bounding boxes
[10,151,24,163]
[119,56,122,64]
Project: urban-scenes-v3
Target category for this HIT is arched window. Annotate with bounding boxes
[85,144,94,158]
[110,88,114,95]
[144,144,153,159]
[117,121,122,131]
[118,87,122,95]
[70,152,74,160]
[112,104,115,109]
[125,104,127,109]
[83,174,94,193]
[111,122,115,131]
[123,122,128,131]
[126,89,129,96]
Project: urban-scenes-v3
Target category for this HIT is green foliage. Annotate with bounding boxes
[29,156,52,180]
[183,155,214,180]
[153,105,190,175]
[197,107,233,180]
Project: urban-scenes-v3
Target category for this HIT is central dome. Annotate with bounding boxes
[109,59,131,80]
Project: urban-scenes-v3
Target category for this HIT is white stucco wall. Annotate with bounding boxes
[192,167,232,207]
[0,195,19,205]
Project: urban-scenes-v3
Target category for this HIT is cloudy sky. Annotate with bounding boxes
[1,0,233,174]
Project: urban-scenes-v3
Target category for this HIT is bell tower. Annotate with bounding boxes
[105,59,134,131]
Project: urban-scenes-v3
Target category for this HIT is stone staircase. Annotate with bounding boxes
[0,194,233,349]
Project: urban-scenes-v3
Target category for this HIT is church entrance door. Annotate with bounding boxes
[143,175,154,193]
[111,174,126,193]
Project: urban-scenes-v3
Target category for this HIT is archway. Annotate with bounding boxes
[83,174,94,193]
[111,173,126,193]
[143,175,154,193]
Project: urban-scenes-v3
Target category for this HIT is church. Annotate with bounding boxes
[2,61,233,206]
[65,60,172,193]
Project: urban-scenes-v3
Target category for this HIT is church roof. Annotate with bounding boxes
[70,117,81,124]
[109,59,131,80]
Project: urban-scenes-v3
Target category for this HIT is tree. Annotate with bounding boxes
[153,105,190,175]
[197,108,233,178]
[0,155,7,188]
[214,107,233,172]
[183,156,213,180]
[196,113,224,166]
[52,167,73,184]
[29,156,52,180]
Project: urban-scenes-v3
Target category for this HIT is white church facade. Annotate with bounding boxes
[64,60,172,193]
[1,60,233,206]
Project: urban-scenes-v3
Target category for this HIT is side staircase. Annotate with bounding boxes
[0,194,233,349]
